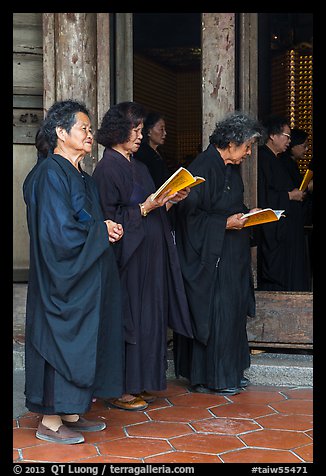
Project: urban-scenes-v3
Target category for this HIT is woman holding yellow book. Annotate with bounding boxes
[174,111,264,396]
[93,102,193,411]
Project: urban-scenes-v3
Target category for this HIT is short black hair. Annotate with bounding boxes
[41,99,90,150]
[96,101,146,148]
[289,128,308,147]
[35,127,50,160]
[262,114,289,138]
[142,111,165,142]
[209,111,264,149]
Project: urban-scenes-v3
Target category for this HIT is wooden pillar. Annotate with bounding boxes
[115,13,133,103]
[201,13,236,149]
[43,13,102,174]
[238,13,259,285]
[238,13,259,210]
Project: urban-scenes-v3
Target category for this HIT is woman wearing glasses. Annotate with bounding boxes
[257,115,310,291]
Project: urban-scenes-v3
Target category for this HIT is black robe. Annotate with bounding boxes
[23,154,124,414]
[134,142,176,231]
[134,142,170,189]
[92,148,193,394]
[257,145,310,291]
[174,144,253,389]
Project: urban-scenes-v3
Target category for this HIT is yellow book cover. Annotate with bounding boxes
[241,208,286,227]
[299,169,313,191]
[151,167,205,199]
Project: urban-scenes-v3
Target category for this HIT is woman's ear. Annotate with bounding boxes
[56,126,66,141]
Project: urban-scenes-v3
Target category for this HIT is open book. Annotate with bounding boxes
[151,167,205,200]
[299,169,313,191]
[240,208,286,227]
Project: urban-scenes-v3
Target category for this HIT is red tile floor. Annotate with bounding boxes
[13,378,313,464]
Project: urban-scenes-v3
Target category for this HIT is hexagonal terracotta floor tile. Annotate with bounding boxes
[78,455,143,463]
[126,421,194,438]
[230,390,287,404]
[192,416,261,435]
[21,442,98,462]
[147,405,211,422]
[97,436,172,458]
[82,425,125,443]
[13,428,43,449]
[210,402,276,419]
[270,399,313,415]
[293,443,313,462]
[282,388,313,400]
[241,428,312,450]
[93,407,150,426]
[15,415,40,429]
[170,432,244,454]
[221,447,304,463]
[256,413,313,431]
[168,392,227,408]
[145,451,222,463]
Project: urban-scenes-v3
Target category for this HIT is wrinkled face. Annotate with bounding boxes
[123,123,143,154]
[225,140,255,165]
[270,125,291,154]
[57,112,93,155]
[148,119,167,147]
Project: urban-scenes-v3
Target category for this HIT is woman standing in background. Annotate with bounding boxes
[134,111,171,189]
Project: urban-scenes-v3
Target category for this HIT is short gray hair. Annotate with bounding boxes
[209,111,265,149]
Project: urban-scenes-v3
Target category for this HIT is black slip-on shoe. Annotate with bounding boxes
[214,387,242,396]
[188,384,219,395]
[240,377,250,388]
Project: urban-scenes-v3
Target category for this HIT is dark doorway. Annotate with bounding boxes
[133,13,202,172]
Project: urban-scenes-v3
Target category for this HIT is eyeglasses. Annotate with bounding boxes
[281,132,291,139]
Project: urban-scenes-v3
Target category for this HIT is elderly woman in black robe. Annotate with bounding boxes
[173,111,264,396]
[93,101,193,411]
[23,100,125,444]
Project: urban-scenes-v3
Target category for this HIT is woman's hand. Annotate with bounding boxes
[288,188,306,202]
[248,207,262,214]
[171,187,190,202]
[139,186,191,216]
[104,220,124,242]
[139,189,176,215]
[165,187,190,210]
[226,213,248,230]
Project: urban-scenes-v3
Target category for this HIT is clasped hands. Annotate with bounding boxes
[104,220,124,242]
